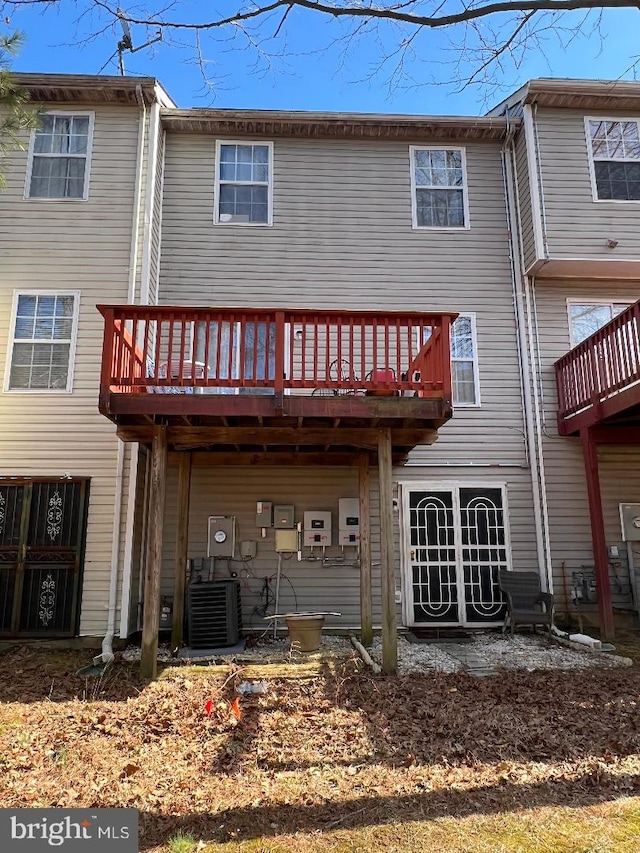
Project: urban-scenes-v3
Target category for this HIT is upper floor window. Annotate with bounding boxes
[5,292,80,392]
[410,146,469,229]
[214,141,273,225]
[26,113,94,200]
[587,119,640,201]
[569,301,629,346]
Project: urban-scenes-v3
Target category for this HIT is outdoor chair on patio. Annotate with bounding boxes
[498,570,554,635]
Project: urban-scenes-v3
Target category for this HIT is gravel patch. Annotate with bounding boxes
[370,636,462,674]
[121,631,631,672]
[121,634,354,665]
[366,631,631,675]
[468,632,631,671]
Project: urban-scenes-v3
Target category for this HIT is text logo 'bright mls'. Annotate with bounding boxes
[2,809,137,851]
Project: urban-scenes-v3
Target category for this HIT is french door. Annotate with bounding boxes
[0,478,89,637]
[401,484,509,627]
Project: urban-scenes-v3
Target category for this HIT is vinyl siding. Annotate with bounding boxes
[148,130,165,306]
[531,278,640,605]
[160,465,372,630]
[513,128,537,272]
[160,133,527,468]
[535,108,640,260]
[0,103,144,635]
[154,463,538,631]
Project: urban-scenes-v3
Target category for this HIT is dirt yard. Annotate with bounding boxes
[1,639,640,852]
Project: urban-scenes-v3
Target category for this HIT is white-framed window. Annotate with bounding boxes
[5,292,80,392]
[25,112,94,200]
[451,314,480,406]
[214,140,273,225]
[422,313,480,406]
[586,118,640,202]
[410,146,469,229]
[568,300,630,346]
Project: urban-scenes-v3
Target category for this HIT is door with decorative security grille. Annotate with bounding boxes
[402,485,509,627]
[0,479,89,637]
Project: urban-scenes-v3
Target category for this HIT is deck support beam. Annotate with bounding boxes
[581,426,615,640]
[171,452,192,650]
[140,425,168,679]
[378,428,397,674]
[358,454,373,648]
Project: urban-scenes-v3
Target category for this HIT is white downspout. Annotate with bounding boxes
[501,114,553,593]
[99,86,148,663]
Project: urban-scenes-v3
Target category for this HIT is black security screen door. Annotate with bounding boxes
[0,478,89,637]
[405,486,508,626]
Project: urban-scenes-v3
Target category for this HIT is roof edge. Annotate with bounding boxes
[12,73,176,108]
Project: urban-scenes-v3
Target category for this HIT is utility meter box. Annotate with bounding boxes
[274,504,295,529]
[255,501,273,528]
[338,497,360,546]
[275,529,298,552]
[304,511,332,547]
[207,516,236,557]
[620,503,640,541]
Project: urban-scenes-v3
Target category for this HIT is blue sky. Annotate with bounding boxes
[6,3,640,114]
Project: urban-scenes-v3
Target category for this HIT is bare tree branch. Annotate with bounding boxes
[82,0,640,34]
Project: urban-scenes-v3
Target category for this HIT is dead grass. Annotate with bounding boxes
[1,643,640,852]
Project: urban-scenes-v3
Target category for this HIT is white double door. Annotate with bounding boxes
[400,484,510,627]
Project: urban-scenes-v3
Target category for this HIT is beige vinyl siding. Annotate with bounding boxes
[514,128,537,272]
[535,108,640,260]
[0,103,143,635]
[148,130,165,306]
[154,462,538,632]
[160,465,374,630]
[531,279,640,598]
[160,134,526,466]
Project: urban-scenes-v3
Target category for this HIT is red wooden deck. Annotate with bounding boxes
[98,305,457,459]
[555,300,640,436]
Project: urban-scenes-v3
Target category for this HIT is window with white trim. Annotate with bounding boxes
[215,142,273,225]
[587,119,640,201]
[422,314,480,406]
[569,301,630,346]
[451,315,480,406]
[411,146,468,228]
[7,293,79,391]
[26,113,93,199]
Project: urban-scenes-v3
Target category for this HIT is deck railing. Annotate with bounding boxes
[98,305,456,401]
[555,300,640,427]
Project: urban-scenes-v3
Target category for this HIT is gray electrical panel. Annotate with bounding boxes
[620,503,640,541]
[274,504,295,528]
[255,501,273,527]
[207,516,236,557]
[339,497,360,546]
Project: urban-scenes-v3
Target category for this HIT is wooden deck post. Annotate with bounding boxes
[358,454,373,647]
[140,424,168,679]
[581,427,615,640]
[171,452,192,650]
[378,428,397,674]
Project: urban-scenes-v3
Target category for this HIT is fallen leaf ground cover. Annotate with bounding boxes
[1,641,640,852]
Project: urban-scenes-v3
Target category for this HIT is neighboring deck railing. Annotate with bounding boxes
[555,300,640,432]
[98,305,456,401]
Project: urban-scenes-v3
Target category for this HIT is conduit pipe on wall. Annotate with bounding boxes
[99,87,147,663]
[501,112,554,593]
